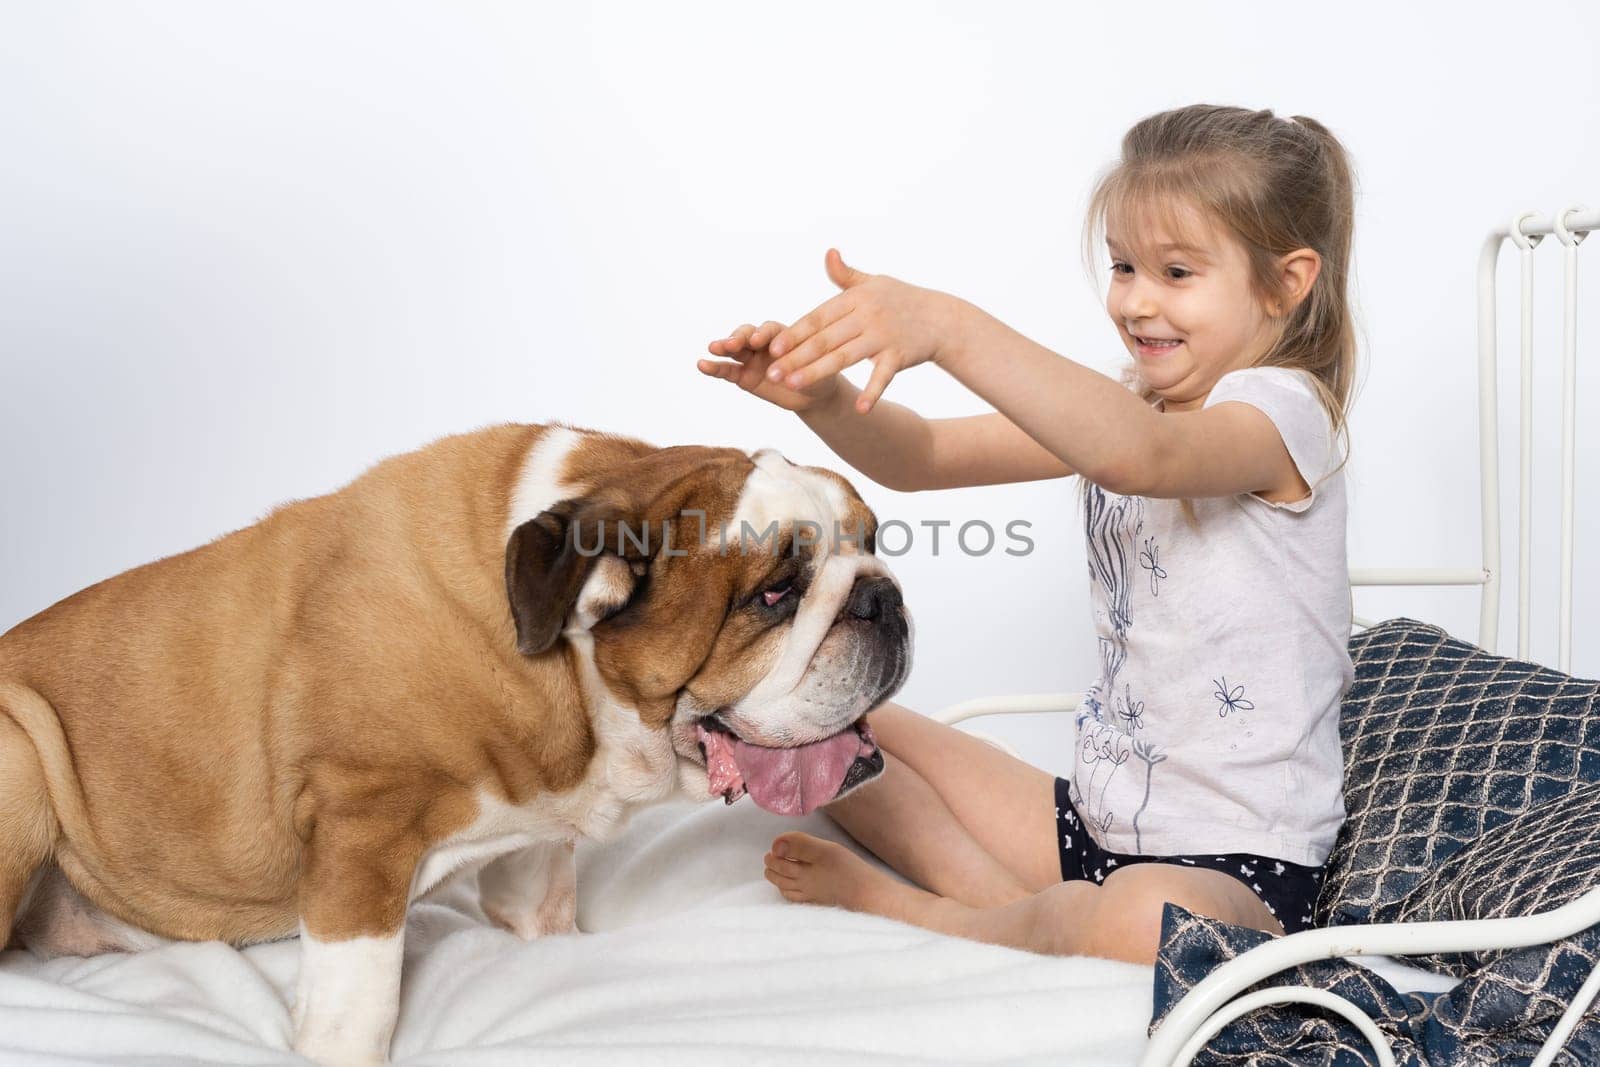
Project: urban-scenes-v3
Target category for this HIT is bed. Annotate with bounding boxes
[0,788,1461,1066]
[0,205,1591,1066]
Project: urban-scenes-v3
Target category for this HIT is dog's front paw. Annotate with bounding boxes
[292,926,403,1066]
[292,990,393,1067]
[292,975,395,1066]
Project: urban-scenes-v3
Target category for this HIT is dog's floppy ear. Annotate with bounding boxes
[505,496,644,656]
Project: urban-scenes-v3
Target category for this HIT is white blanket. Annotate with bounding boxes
[0,799,1158,1065]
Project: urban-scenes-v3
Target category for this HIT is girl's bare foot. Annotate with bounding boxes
[763,830,1083,959]
[763,831,914,919]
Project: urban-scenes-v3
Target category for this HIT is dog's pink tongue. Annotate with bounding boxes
[730,729,866,816]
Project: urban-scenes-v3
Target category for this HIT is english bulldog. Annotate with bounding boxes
[0,422,912,1065]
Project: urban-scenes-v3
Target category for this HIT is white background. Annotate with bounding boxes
[3,1,1596,773]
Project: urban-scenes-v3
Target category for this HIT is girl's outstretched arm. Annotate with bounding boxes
[940,309,1306,502]
[703,321,1073,492]
[799,376,1074,491]
[760,250,1303,502]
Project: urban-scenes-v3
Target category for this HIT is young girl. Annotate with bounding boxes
[696,104,1358,966]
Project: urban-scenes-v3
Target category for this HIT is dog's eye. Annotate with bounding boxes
[761,584,791,607]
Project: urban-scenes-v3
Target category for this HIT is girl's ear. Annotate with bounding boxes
[1275,248,1322,315]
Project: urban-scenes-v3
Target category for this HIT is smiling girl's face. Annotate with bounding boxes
[1104,199,1280,413]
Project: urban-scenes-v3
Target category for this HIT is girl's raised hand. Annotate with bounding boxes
[698,321,840,413]
[763,249,967,414]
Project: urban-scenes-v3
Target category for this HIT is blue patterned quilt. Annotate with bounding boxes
[1149,619,1600,1065]
[1151,904,1599,1066]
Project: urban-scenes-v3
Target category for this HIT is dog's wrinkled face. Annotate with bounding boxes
[505,445,912,817]
[671,450,911,816]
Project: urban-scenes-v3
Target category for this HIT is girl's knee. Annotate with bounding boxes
[1022,878,1161,963]
[861,701,922,752]
[1088,893,1166,964]
[1022,878,1106,957]
[865,700,914,728]
[863,702,984,787]
[1088,867,1214,964]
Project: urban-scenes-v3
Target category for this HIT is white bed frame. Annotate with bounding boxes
[934,205,1599,1067]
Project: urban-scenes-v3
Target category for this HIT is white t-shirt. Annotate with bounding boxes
[1066,365,1354,867]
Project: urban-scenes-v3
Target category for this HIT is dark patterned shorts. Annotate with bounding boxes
[1053,777,1324,935]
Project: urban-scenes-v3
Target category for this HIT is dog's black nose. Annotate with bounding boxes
[846,577,902,621]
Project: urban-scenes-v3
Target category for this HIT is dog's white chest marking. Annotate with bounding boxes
[412,691,680,900]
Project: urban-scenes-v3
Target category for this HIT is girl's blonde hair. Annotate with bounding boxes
[1079,104,1362,514]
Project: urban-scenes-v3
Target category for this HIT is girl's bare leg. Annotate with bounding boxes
[765,834,1282,965]
[822,751,1032,908]
[770,703,1285,964]
[826,701,1062,895]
